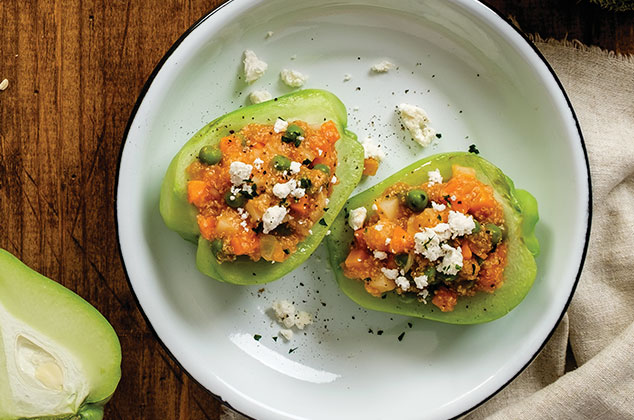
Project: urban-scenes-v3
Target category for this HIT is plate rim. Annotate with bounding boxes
[114,0,592,418]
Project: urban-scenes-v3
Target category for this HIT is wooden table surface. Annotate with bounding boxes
[1,1,632,418]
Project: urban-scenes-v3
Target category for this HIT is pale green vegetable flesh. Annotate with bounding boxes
[0,249,121,419]
[325,152,539,324]
[160,89,364,284]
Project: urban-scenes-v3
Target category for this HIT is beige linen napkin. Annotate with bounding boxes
[221,39,634,420]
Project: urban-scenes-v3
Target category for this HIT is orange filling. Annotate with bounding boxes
[186,120,339,263]
[342,165,507,312]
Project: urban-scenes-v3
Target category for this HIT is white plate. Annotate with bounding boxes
[117,1,590,419]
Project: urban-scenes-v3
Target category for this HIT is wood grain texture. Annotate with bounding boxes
[0,1,632,418]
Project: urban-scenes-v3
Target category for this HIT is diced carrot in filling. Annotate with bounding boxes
[476,243,507,292]
[440,165,503,223]
[320,120,340,144]
[345,248,372,271]
[196,214,216,241]
[389,226,414,254]
[186,119,341,263]
[362,220,395,252]
[432,287,458,312]
[230,231,260,256]
[461,241,472,260]
[289,196,311,216]
[341,165,507,312]
[187,180,211,208]
[363,158,380,176]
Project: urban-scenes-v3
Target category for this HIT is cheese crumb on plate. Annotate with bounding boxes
[397,103,437,147]
[370,60,395,73]
[280,69,308,87]
[249,90,273,104]
[243,50,268,83]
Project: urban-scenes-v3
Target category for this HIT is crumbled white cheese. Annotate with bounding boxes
[273,179,294,199]
[448,210,476,238]
[438,244,463,275]
[280,68,308,87]
[432,223,452,241]
[385,238,391,245]
[237,207,248,220]
[249,90,273,104]
[414,229,444,262]
[427,169,443,185]
[418,289,429,303]
[361,137,385,160]
[271,302,313,332]
[262,206,287,233]
[331,175,337,184]
[253,157,264,170]
[325,198,330,206]
[229,184,242,196]
[397,103,437,147]
[317,148,323,156]
[343,73,352,82]
[294,311,313,329]
[279,329,293,341]
[374,224,383,231]
[326,230,331,235]
[229,161,253,185]
[348,207,367,231]
[371,60,395,73]
[273,118,288,133]
[291,187,305,198]
[289,161,301,174]
[413,274,428,289]
[373,250,388,260]
[381,267,399,280]
[272,300,296,329]
[273,179,305,199]
[431,201,446,211]
[371,203,378,211]
[395,276,410,291]
[243,50,268,83]
[266,31,274,38]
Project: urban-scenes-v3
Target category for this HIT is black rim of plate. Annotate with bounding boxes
[114,0,592,418]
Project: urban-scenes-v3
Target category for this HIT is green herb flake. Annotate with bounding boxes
[289,347,298,354]
[397,332,405,342]
[253,334,262,341]
[319,218,327,226]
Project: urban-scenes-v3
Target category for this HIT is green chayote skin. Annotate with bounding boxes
[325,152,539,324]
[0,249,121,420]
[160,89,364,284]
